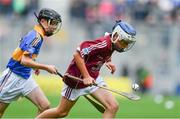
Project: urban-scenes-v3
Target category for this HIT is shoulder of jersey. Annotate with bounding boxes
[30,31,42,47]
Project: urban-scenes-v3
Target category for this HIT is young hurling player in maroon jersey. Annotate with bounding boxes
[37,20,136,118]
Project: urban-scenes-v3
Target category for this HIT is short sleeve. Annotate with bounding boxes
[77,41,91,58]
[19,31,38,57]
[77,39,107,58]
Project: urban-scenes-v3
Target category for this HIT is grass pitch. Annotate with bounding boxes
[2,75,180,118]
[3,94,180,118]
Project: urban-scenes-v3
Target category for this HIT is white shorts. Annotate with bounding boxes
[61,76,106,101]
[0,68,38,103]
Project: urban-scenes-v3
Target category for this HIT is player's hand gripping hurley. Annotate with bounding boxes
[57,72,140,101]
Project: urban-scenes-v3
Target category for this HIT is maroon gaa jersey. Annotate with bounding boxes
[64,35,113,89]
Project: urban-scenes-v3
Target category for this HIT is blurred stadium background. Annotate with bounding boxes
[0,0,180,118]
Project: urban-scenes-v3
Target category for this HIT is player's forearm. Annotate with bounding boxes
[22,60,47,70]
[73,52,90,78]
[21,55,48,70]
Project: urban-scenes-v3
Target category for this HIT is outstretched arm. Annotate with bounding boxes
[21,54,57,74]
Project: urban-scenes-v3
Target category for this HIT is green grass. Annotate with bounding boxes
[2,75,180,118]
[3,94,180,118]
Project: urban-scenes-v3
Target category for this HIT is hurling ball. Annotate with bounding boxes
[132,83,140,91]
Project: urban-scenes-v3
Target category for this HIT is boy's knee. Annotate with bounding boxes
[106,102,119,113]
[38,102,51,112]
[112,103,119,112]
[55,108,69,118]
[57,112,68,118]
[42,104,51,110]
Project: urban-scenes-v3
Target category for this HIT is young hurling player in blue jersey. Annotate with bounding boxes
[0,8,62,117]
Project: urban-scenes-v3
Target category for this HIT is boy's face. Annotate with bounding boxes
[112,32,128,48]
[40,18,61,36]
[112,32,135,52]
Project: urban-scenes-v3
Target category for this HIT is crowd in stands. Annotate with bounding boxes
[0,0,39,17]
[69,0,180,39]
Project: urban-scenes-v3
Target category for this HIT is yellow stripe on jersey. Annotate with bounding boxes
[12,47,24,61]
[12,48,38,61]
[31,37,41,46]
[23,51,37,59]
[34,25,45,38]
[23,51,30,55]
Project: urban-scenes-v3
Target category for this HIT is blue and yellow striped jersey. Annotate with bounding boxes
[7,25,45,79]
